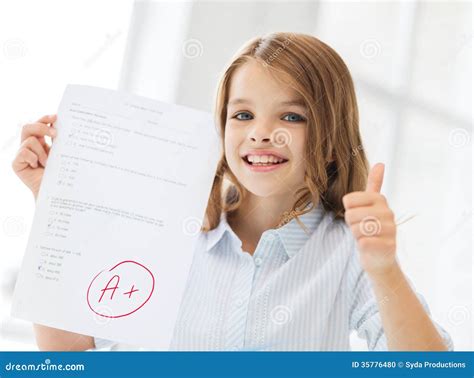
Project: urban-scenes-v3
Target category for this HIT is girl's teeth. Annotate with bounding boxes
[247,155,285,164]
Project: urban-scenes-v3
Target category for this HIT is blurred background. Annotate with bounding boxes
[0,0,471,351]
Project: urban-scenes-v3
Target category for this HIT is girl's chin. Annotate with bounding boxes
[238,181,286,198]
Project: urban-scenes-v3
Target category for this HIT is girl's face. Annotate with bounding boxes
[224,60,307,198]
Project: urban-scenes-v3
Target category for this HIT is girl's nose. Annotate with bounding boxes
[250,135,271,143]
[248,123,273,143]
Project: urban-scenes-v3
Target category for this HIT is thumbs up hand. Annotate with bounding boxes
[342,163,398,279]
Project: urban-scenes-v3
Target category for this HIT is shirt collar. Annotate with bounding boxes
[205,202,324,258]
[275,202,324,258]
[205,211,241,252]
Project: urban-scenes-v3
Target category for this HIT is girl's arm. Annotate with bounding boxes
[343,163,449,351]
[33,324,94,351]
[367,263,447,350]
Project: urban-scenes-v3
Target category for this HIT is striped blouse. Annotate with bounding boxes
[94,202,453,351]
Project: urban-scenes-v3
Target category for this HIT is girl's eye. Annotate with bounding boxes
[234,112,253,121]
[282,113,306,122]
[231,112,306,122]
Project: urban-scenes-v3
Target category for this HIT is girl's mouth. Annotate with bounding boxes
[242,155,289,172]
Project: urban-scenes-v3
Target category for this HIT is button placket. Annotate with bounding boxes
[224,232,278,350]
[223,256,255,350]
[253,230,277,268]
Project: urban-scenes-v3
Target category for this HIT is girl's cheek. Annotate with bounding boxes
[290,136,307,176]
[223,136,234,158]
[224,131,240,165]
[225,127,245,151]
[288,131,305,157]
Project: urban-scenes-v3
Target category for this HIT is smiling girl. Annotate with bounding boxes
[13,32,453,351]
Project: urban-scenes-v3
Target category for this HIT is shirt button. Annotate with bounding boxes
[254,257,263,267]
[235,299,244,307]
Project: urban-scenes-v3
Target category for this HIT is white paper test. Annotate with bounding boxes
[11,84,221,349]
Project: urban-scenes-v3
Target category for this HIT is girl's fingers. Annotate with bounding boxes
[43,142,51,155]
[21,122,57,143]
[342,191,384,209]
[38,133,52,152]
[21,136,48,166]
[13,147,39,170]
[36,114,57,124]
[344,206,394,226]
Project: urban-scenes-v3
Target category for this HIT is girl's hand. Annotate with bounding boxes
[12,114,57,199]
[342,163,398,279]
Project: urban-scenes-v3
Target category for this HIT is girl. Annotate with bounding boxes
[12,32,453,351]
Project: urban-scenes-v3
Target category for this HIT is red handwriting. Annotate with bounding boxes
[87,260,155,318]
[123,284,139,298]
[98,275,120,302]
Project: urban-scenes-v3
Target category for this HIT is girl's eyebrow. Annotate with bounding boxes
[228,98,307,107]
[279,99,307,108]
[228,98,252,106]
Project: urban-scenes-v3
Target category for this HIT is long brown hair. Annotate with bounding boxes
[202,32,369,231]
